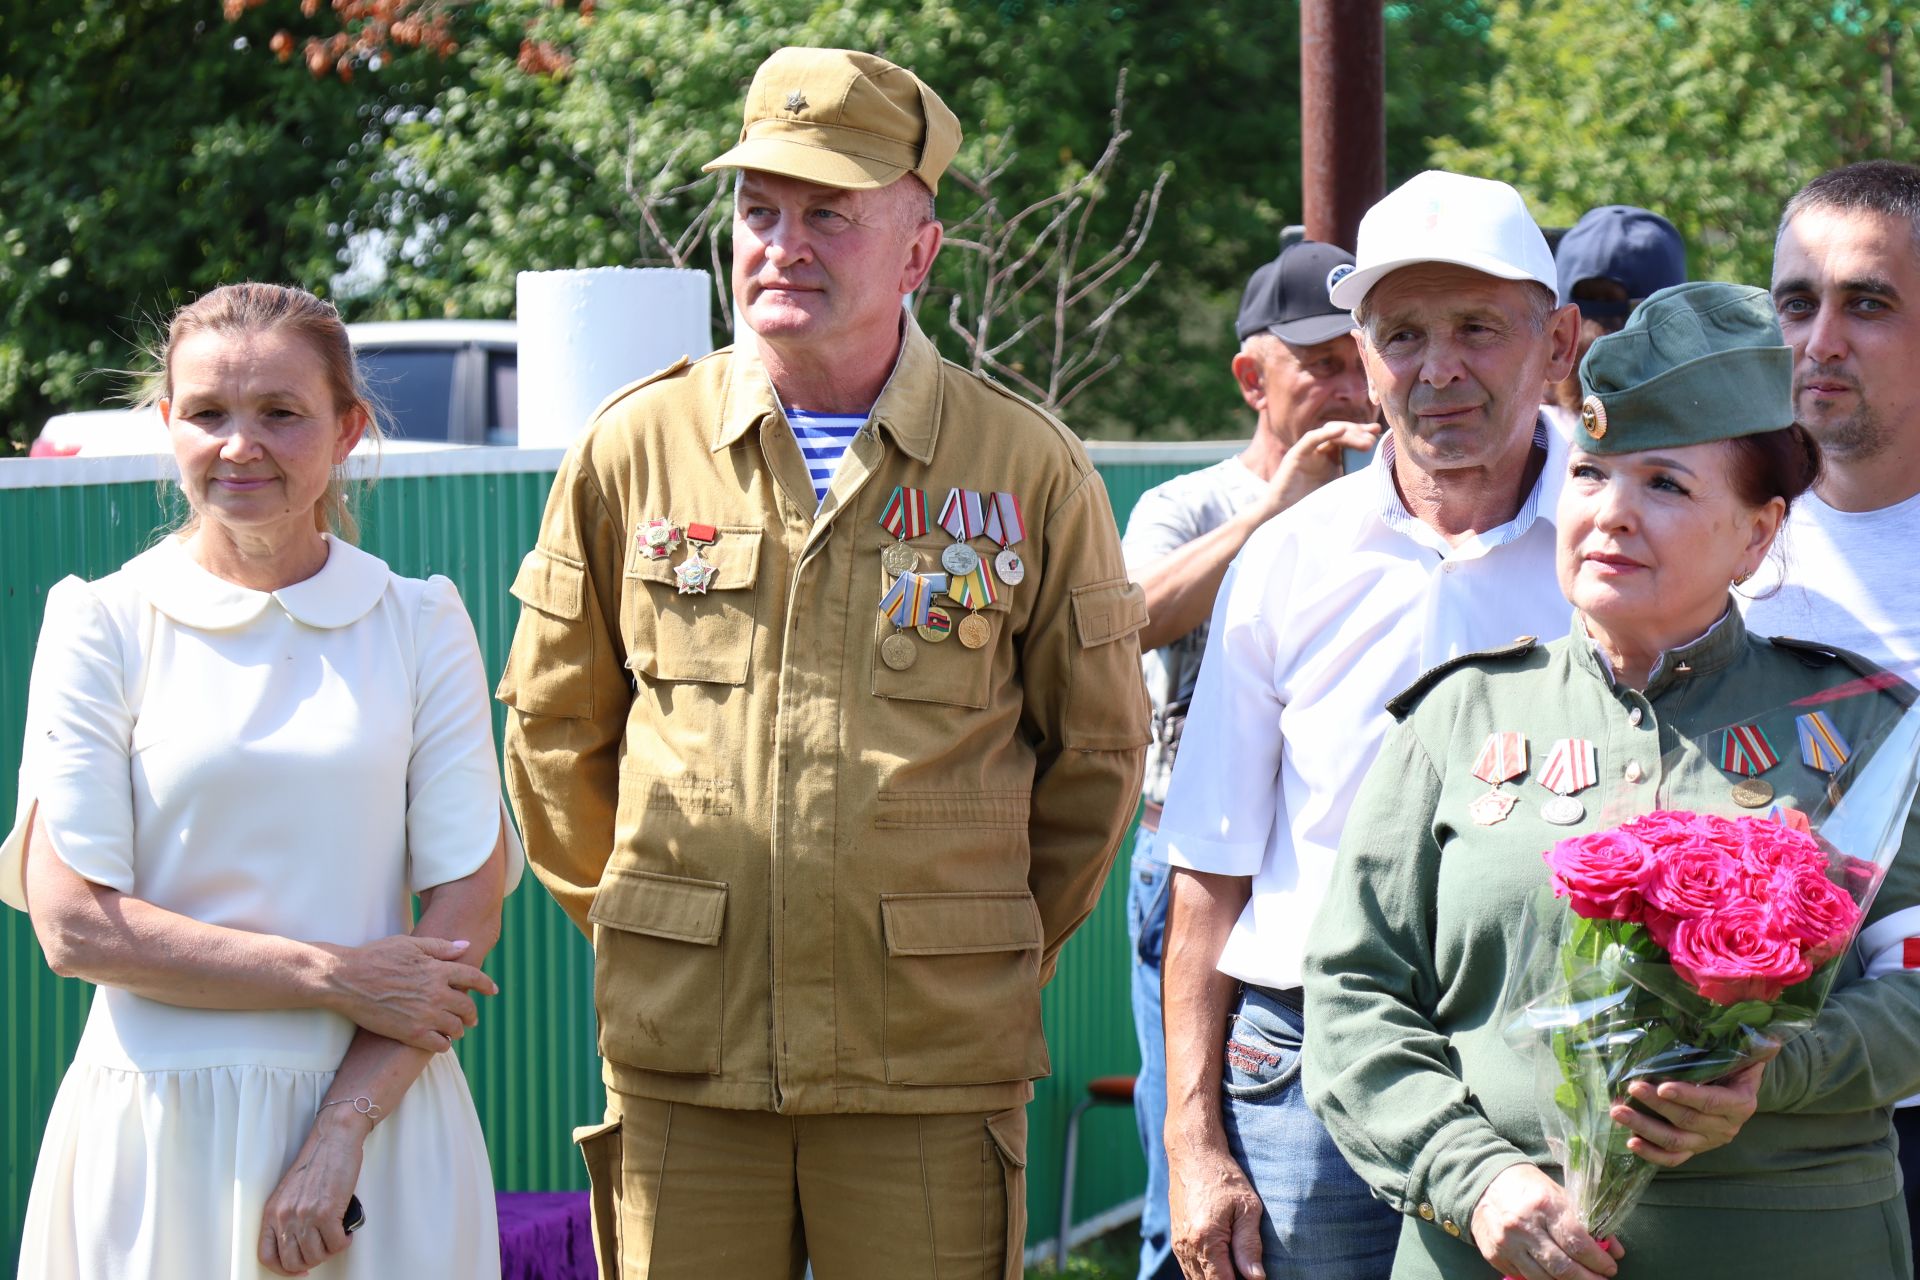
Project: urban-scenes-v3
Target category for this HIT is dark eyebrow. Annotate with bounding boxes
[1638,454,1698,477]
[1842,275,1901,299]
[1771,276,1812,299]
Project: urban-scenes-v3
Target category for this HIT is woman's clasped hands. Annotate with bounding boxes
[319,934,499,1051]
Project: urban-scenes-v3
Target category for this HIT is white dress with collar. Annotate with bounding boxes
[1,535,523,1280]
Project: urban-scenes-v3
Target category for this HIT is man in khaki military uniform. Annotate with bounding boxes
[498,46,1149,1280]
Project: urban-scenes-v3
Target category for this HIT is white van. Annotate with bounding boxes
[28,320,519,457]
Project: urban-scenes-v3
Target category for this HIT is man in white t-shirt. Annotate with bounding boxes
[1120,239,1377,1280]
[1158,171,1580,1280]
[1752,158,1920,1256]
[1752,160,1920,681]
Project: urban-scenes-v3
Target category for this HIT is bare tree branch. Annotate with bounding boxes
[931,66,1168,417]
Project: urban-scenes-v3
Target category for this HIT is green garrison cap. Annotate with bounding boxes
[1575,281,1794,453]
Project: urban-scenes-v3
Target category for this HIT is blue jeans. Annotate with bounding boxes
[1126,829,1183,1280]
[1222,986,1398,1280]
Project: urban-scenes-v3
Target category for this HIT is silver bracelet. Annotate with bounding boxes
[318,1096,384,1121]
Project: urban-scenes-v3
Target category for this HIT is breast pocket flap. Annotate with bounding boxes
[627,529,762,592]
[589,868,728,945]
[882,892,1042,957]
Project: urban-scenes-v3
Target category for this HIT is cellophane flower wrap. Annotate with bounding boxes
[1503,696,1920,1243]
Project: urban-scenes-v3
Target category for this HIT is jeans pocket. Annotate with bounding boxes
[1221,1004,1305,1101]
[1127,853,1172,966]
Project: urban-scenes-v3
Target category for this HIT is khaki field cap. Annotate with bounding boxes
[703,47,962,195]
[1575,281,1794,454]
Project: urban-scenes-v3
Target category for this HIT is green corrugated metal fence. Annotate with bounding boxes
[0,443,1232,1269]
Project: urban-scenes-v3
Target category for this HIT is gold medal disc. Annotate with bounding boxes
[917,607,953,643]
[957,612,991,649]
[880,632,917,671]
[881,541,919,575]
[1731,777,1774,809]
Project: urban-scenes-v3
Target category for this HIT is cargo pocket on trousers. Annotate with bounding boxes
[499,549,595,718]
[880,892,1047,1085]
[624,528,761,685]
[985,1106,1028,1280]
[589,868,728,1074]
[573,1116,623,1280]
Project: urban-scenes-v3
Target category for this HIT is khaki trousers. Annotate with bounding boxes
[574,1092,1028,1280]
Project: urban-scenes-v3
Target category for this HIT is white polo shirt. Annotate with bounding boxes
[1158,417,1574,989]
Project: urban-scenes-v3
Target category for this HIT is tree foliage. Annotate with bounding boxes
[342,0,1498,438]
[1433,1,1920,287]
[0,0,451,447]
[2,0,1495,446]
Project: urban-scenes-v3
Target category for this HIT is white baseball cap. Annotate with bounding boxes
[1326,170,1558,311]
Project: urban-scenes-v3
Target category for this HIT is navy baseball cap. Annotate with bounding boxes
[1235,240,1356,345]
[1555,205,1686,318]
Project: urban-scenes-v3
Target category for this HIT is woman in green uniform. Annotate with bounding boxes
[1302,281,1920,1280]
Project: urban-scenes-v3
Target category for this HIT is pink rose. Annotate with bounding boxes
[1765,864,1862,966]
[1667,904,1814,1005]
[1643,842,1738,922]
[1623,811,1715,853]
[1544,829,1654,922]
[1735,818,1826,883]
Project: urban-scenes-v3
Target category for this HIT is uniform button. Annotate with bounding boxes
[1443,1219,1462,1238]
[1624,760,1644,783]
[1627,706,1643,727]
[1440,562,1457,574]
[1418,1204,1435,1221]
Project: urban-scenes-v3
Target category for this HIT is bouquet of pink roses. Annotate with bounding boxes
[1504,704,1920,1243]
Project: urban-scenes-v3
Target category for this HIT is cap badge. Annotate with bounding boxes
[1580,394,1609,440]
[785,90,808,113]
[1326,263,1355,294]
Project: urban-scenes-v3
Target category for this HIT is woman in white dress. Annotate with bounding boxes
[1,283,523,1278]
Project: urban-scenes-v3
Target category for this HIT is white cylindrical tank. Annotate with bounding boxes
[516,267,713,448]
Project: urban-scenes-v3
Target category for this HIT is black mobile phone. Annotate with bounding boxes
[343,1195,366,1236]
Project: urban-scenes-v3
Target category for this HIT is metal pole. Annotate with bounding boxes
[1300,0,1385,252]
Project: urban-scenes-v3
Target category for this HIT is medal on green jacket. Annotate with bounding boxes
[1468,731,1526,826]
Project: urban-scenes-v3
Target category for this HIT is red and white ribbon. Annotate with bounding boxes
[1538,738,1597,796]
[1470,732,1527,786]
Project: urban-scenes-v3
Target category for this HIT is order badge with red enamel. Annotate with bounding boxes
[639,517,682,561]
[675,522,720,595]
[1468,730,1527,826]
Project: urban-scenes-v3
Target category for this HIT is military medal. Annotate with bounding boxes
[878,486,928,576]
[880,634,917,671]
[639,518,682,560]
[917,607,953,643]
[984,491,1028,587]
[1796,711,1851,773]
[674,523,720,595]
[1721,724,1779,808]
[1536,738,1596,825]
[938,488,985,576]
[1468,731,1527,826]
[948,564,996,649]
[1797,711,1851,807]
[879,570,950,669]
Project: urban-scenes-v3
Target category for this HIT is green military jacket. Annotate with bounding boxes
[1302,605,1920,1269]
[497,317,1149,1116]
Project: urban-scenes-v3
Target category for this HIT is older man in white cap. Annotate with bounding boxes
[1158,171,1580,1280]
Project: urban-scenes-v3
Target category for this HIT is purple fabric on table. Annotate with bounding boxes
[496,1191,595,1280]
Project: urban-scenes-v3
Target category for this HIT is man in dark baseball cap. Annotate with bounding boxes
[1116,238,1376,1280]
[1555,204,1687,325]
